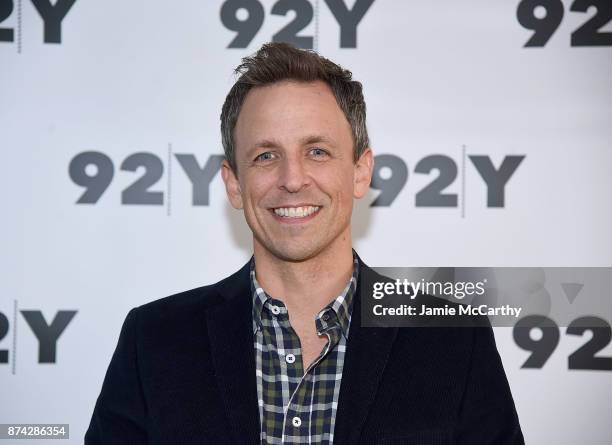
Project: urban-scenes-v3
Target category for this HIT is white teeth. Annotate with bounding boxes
[273,206,320,218]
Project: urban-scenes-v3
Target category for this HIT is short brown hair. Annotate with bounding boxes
[220,42,369,172]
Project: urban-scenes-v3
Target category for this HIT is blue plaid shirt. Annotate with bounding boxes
[251,254,359,444]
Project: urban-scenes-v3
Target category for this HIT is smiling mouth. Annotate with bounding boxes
[271,206,321,218]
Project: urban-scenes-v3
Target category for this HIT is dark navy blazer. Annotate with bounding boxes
[86,256,524,444]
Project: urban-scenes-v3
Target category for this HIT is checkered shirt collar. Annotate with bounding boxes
[250,251,359,339]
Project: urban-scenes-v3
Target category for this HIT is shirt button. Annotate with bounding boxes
[322,312,331,321]
[270,305,281,315]
[292,416,301,427]
[285,353,296,364]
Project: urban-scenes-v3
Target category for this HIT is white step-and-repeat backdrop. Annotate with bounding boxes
[1,0,611,443]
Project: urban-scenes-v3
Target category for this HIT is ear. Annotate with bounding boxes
[353,147,374,199]
[221,160,244,209]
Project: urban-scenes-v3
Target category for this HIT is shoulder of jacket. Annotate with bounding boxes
[133,262,249,322]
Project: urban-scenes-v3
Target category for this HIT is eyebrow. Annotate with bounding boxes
[247,135,336,155]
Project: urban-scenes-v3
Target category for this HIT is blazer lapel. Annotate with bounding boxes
[334,259,399,445]
[206,260,260,445]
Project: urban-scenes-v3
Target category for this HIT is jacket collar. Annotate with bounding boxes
[206,259,260,444]
[334,254,399,444]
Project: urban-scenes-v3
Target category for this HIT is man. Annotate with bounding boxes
[86,43,524,444]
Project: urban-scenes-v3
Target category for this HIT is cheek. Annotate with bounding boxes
[241,172,274,208]
[320,169,354,207]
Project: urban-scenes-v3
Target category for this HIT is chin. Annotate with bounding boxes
[266,241,326,263]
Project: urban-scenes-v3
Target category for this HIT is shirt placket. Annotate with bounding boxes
[263,301,306,443]
[282,309,342,444]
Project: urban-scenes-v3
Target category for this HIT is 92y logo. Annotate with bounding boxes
[220,0,375,48]
[0,310,77,366]
[0,0,77,45]
[371,154,524,208]
[517,0,612,47]
[68,151,525,210]
[514,315,612,371]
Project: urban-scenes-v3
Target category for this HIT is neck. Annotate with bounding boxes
[253,229,354,321]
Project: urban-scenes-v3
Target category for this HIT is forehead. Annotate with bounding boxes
[234,80,352,152]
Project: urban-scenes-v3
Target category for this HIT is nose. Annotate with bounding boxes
[278,154,310,193]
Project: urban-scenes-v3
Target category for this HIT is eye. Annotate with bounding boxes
[254,151,276,162]
[309,147,329,158]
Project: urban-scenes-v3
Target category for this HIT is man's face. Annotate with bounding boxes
[222,80,372,262]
